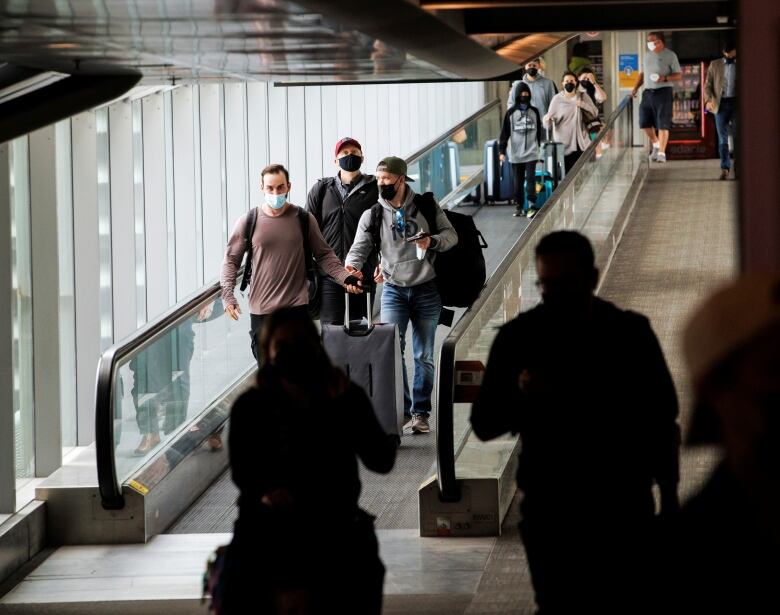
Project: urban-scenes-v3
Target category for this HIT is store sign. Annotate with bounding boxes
[619,54,640,89]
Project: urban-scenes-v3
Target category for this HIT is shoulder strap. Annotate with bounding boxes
[239,207,258,292]
[316,179,330,224]
[368,203,383,260]
[297,207,314,273]
[413,192,438,235]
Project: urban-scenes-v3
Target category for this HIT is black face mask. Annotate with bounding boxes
[518,94,531,106]
[581,81,595,94]
[380,179,399,201]
[338,154,363,172]
[724,56,736,64]
[564,82,576,93]
[526,67,539,78]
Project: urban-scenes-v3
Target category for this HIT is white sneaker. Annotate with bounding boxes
[649,144,660,162]
[656,152,667,163]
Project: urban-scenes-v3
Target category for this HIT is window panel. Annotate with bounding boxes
[199,84,225,283]
[286,87,306,206]
[224,83,249,229]
[55,120,77,450]
[132,101,147,326]
[95,108,114,350]
[171,86,198,301]
[9,137,34,481]
[304,86,324,191]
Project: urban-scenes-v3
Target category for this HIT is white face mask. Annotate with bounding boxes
[647,41,657,52]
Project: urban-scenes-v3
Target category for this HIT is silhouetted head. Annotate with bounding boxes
[722,37,737,59]
[572,42,588,58]
[685,275,780,526]
[535,231,598,316]
[258,308,330,386]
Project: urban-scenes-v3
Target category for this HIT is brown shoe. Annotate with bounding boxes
[134,433,161,456]
[207,433,223,452]
[720,169,729,180]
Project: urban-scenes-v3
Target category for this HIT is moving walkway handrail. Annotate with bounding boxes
[435,95,634,501]
[96,275,236,509]
[405,98,501,166]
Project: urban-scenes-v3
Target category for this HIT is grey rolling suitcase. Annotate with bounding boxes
[321,291,404,442]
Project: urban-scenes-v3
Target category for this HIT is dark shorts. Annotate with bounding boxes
[639,88,673,131]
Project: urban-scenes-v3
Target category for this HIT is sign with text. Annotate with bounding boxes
[619,53,640,89]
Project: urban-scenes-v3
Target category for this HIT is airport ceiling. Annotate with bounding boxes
[0,0,734,88]
[423,0,736,34]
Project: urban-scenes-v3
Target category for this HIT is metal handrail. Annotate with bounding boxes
[405,98,501,165]
[435,95,634,501]
[95,274,238,509]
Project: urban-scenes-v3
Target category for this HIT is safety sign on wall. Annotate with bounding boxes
[619,54,640,88]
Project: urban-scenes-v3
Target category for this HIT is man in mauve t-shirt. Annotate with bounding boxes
[220,163,362,364]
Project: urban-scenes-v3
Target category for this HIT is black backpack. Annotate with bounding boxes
[239,206,320,317]
[368,193,488,308]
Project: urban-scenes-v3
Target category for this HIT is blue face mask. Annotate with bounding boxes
[265,193,287,209]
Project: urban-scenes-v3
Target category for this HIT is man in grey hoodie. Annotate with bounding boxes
[346,156,458,434]
[508,58,558,125]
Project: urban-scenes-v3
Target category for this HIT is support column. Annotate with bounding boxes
[739,0,780,269]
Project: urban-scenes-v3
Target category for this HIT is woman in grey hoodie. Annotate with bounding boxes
[499,81,543,218]
[544,71,599,173]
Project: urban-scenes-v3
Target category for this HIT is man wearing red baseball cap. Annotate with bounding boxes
[306,137,379,324]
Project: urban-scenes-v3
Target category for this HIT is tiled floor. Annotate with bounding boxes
[0,530,494,612]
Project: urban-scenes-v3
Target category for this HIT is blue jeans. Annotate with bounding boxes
[715,98,737,170]
[381,281,441,417]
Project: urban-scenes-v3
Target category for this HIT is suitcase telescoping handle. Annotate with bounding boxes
[343,284,374,336]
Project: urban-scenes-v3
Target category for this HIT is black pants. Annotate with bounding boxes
[319,277,372,325]
[520,496,655,615]
[249,305,311,367]
[511,161,537,208]
[564,147,583,173]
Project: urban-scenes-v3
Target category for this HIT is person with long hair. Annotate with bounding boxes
[544,71,600,172]
[220,307,397,614]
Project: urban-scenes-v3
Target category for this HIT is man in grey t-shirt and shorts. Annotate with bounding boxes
[632,32,682,163]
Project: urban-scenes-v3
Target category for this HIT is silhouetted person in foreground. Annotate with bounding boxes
[657,274,780,614]
[220,307,397,615]
[470,231,680,615]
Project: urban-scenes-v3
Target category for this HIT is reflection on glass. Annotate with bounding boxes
[112,292,255,483]
[408,106,502,204]
[56,120,78,450]
[448,104,636,463]
[132,101,147,327]
[10,136,35,481]
[96,108,113,351]
[164,92,177,306]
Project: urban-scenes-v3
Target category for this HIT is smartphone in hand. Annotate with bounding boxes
[404,231,431,243]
